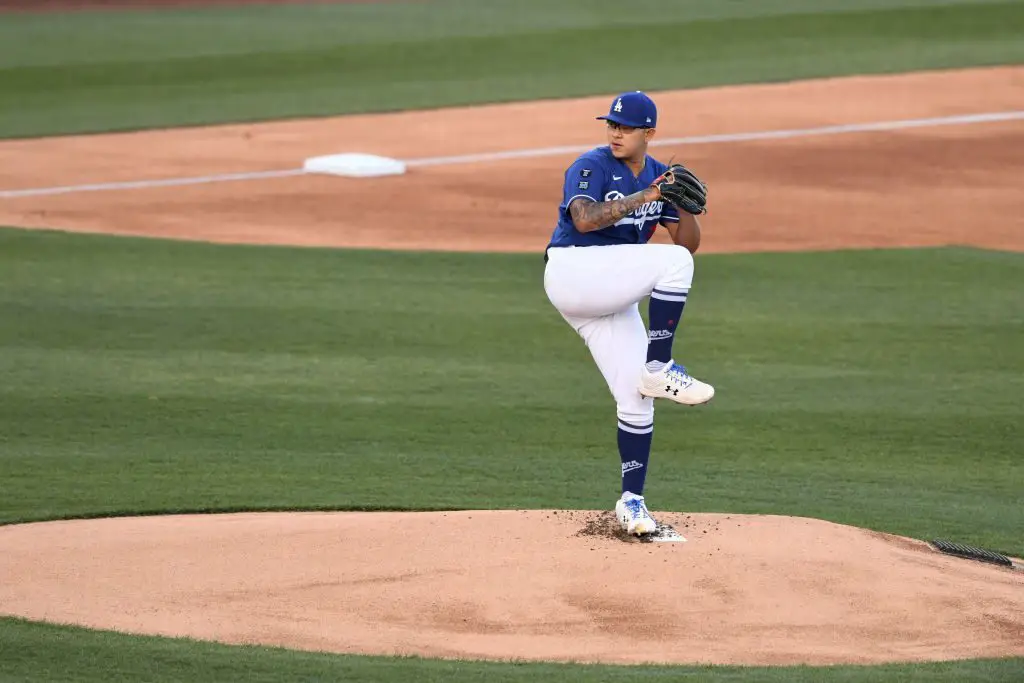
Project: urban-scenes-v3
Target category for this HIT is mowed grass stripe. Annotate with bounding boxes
[1,229,1021,561]
[0,0,1004,68]
[1,1,1022,137]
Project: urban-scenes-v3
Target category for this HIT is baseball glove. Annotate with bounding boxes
[652,164,708,215]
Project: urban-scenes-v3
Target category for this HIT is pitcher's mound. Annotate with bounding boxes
[1,510,1021,665]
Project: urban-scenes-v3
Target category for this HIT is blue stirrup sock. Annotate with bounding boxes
[647,287,688,364]
[618,419,653,495]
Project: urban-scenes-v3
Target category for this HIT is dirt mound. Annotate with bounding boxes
[1,510,1020,665]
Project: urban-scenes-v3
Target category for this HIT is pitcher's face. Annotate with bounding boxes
[606,121,655,160]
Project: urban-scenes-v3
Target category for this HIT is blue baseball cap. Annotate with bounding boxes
[597,91,657,128]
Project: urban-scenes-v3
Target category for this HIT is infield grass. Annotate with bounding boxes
[0,0,1022,137]
[1,228,1021,550]
[1,617,1022,683]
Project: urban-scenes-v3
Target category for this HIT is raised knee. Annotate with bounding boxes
[659,245,694,289]
[670,244,693,269]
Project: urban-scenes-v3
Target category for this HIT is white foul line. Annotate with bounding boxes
[1,110,1020,199]
[404,111,1024,167]
[0,169,305,199]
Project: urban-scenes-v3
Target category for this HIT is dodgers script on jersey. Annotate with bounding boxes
[547,146,680,249]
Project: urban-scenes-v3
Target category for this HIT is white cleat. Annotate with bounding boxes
[639,360,714,405]
[615,492,658,536]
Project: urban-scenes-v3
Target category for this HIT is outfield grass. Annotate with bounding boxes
[0,0,1022,137]
[1,227,1022,678]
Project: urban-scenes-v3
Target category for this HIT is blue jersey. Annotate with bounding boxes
[547,146,679,250]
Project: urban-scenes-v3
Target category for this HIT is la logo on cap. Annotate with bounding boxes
[596,91,657,128]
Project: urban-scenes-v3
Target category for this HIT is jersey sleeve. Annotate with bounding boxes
[661,201,680,223]
[562,157,607,212]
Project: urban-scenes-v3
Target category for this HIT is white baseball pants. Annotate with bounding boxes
[543,244,695,426]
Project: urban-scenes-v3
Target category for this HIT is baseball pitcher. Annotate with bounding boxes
[543,91,713,536]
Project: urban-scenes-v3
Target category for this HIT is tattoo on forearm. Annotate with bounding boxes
[570,188,660,232]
